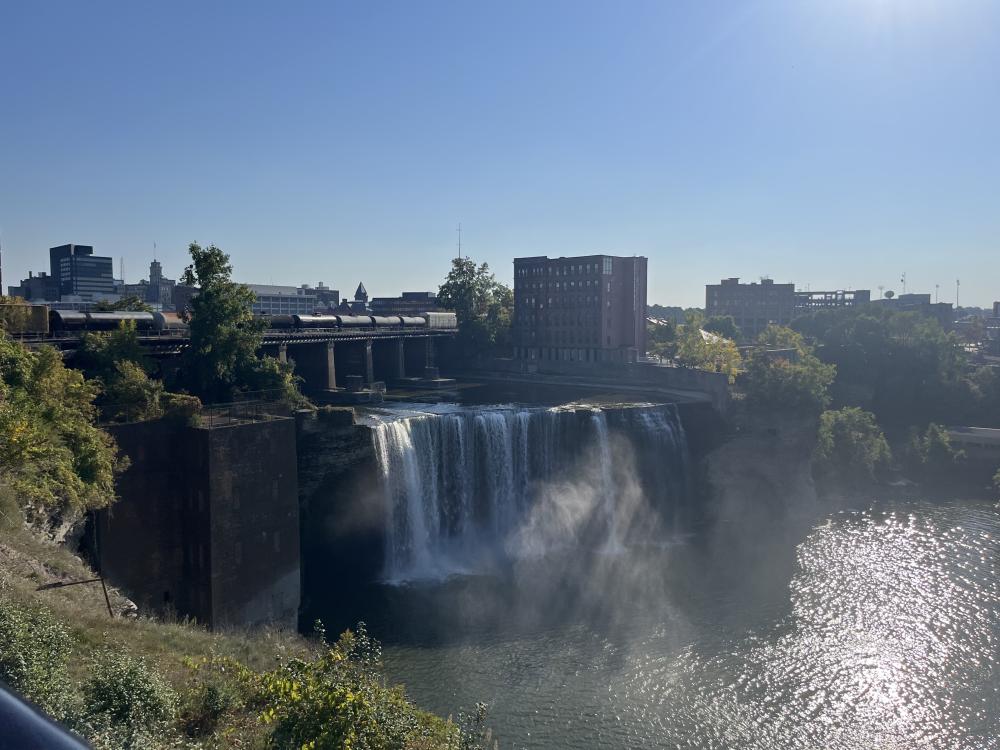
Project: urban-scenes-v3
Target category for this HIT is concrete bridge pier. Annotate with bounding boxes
[424,337,439,379]
[287,341,338,394]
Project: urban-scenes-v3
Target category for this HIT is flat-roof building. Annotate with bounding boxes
[245,284,319,316]
[50,244,115,300]
[513,254,647,364]
[370,291,444,316]
[705,278,796,340]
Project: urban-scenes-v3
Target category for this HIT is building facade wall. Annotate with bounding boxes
[97,417,300,629]
[513,254,647,363]
[705,278,796,340]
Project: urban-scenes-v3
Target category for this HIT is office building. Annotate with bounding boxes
[513,254,647,364]
[8,271,59,301]
[50,244,115,300]
[246,284,319,315]
[705,278,796,339]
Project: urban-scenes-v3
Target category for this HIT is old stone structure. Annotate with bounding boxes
[96,414,300,628]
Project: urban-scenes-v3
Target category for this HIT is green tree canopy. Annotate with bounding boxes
[646,319,677,360]
[92,295,153,312]
[813,407,892,485]
[0,332,125,523]
[791,307,984,433]
[179,243,302,404]
[437,257,513,357]
[703,315,741,342]
[675,311,742,383]
[743,325,836,416]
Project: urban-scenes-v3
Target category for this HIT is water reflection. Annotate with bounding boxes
[323,499,1000,749]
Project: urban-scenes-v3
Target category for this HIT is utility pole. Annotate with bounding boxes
[900,272,907,295]
[935,283,939,303]
[457,223,462,260]
[878,285,884,300]
[956,279,960,308]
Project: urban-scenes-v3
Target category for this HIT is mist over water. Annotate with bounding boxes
[369,403,689,583]
[331,403,1000,749]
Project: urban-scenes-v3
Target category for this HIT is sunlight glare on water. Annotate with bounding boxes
[369,500,1000,749]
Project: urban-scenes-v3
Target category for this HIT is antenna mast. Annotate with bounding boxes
[956,279,960,308]
[900,272,907,294]
[457,223,462,260]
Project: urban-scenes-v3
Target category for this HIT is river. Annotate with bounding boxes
[312,397,1000,748]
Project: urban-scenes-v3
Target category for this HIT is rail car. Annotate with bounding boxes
[40,308,457,335]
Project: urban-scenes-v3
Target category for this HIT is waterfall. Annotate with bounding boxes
[370,404,689,583]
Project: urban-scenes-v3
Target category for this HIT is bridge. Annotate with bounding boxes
[22,326,458,399]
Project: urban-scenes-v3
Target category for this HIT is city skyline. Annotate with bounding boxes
[2,1,998,307]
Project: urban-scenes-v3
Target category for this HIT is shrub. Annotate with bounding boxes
[81,650,177,746]
[179,679,237,737]
[813,407,892,486]
[161,392,203,427]
[0,596,74,719]
[253,623,460,749]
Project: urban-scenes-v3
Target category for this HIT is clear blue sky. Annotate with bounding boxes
[2,1,998,307]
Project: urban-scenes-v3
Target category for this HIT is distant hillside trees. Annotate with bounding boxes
[437,257,513,358]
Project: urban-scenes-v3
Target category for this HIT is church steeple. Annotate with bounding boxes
[354,282,368,302]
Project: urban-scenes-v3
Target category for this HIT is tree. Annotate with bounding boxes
[903,423,965,486]
[703,315,741,342]
[743,324,836,416]
[0,332,125,524]
[437,257,513,357]
[179,243,303,404]
[92,295,153,312]
[813,407,892,485]
[792,307,979,434]
[646,319,677,360]
[675,312,741,383]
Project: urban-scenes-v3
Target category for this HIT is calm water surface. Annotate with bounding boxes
[331,498,1000,749]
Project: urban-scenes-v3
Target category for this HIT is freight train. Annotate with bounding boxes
[1,305,457,336]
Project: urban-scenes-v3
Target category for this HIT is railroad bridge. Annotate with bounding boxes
[26,326,457,398]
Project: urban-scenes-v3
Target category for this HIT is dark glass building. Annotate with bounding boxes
[49,244,114,300]
[513,254,647,364]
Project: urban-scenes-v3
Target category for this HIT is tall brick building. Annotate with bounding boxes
[513,254,647,363]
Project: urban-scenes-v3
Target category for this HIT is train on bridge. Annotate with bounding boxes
[0,304,457,337]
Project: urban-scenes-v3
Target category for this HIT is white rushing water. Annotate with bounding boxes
[370,404,689,583]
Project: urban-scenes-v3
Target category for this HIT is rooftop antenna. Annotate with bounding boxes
[457,223,463,260]
[878,285,884,299]
[956,278,960,308]
[153,241,157,262]
[935,283,939,303]
[120,257,125,283]
[901,271,907,294]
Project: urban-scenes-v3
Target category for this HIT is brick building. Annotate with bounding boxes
[513,254,647,363]
[705,278,796,339]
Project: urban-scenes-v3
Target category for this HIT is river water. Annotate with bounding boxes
[339,498,1000,749]
[317,397,1000,748]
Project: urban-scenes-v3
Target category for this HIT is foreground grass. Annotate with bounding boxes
[0,492,487,749]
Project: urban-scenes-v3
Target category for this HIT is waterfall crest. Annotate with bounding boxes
[370,404,689,582]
